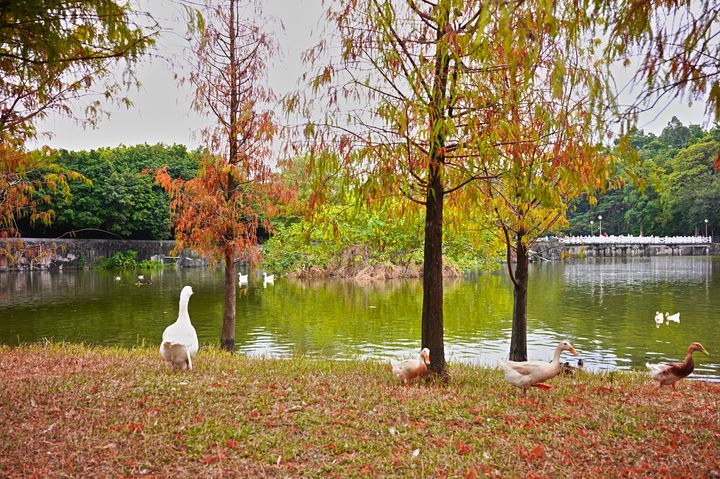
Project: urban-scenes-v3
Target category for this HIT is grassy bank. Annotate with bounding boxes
[1,344,718,478]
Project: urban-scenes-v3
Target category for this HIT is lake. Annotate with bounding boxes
[1,256,718,380]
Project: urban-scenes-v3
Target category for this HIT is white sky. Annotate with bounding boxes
[33,0,326,151]
[32,0,710,152]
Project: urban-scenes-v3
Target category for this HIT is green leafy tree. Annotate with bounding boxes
[299,0,607,375]
[0,0,155,239]
[566,120,720,236]
[662,139,720,235]
[473,4,615,361]
[25,144,199,239]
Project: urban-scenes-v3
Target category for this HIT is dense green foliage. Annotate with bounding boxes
[567,118,720,237]
[262,155,502,275]
[262,205,502,275]
[95,249,164,271]
[24,144,200,239]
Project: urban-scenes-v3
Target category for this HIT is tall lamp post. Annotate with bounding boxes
[590,220,594,236]
[706,219,709,238]
[598,215,603,236]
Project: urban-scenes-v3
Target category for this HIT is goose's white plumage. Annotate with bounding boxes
[160,285,198,370]
[263,272,274,287]
[238,272,248,286]
[499,341,578,394]
[665,312,680,324]
[654,311,664,327]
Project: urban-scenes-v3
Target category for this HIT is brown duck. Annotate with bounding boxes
[646,342,709,388]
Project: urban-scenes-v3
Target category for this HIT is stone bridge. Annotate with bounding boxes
[532,235,719,260]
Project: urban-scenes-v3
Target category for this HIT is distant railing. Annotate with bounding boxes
[551,235,712,245]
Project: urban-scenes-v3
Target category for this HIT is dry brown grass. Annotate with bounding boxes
[1,344,718,478]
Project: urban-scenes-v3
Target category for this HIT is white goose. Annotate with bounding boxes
[654,311,664,328]
[664,312,680,324]
[160,285,199,370]
[238,272,248,287]
[263,272,274,287]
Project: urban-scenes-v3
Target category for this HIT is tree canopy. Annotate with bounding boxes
[567,118,720,237]
[0,0,156,240]
[24,144,199,239]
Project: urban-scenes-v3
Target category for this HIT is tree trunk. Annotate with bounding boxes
[220,248,237,352]
[421,2,451,377]
[220,0,238,353]
[509,234,529,361]
[422,178,446,375]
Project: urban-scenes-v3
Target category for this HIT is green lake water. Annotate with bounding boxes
[1,256,718,380]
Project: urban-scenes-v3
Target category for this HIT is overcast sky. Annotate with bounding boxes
[33,0,709,152]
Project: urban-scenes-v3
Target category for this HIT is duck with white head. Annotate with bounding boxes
[390,348,431,385]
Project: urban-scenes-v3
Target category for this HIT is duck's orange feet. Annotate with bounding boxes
[531,383,553,391]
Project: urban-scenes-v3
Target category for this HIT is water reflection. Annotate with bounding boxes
[1,256,718,380]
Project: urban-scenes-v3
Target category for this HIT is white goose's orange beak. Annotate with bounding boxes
[568,346,578,356]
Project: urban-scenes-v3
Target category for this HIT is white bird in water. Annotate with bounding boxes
[263,272,274,287]
[238,272,248,287]
[654,311,664,328]
[160,285,199,370]
[665,312,680,324]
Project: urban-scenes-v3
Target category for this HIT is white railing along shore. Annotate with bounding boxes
[549,235,712,245]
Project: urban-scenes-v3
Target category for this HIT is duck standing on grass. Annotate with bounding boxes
[646,342,709,388]
[160,286,199,370]
[499,341,578,395]
[390,348,430,385]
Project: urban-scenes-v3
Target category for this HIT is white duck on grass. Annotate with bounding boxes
[390,348,430,385]
[499,341,578,395]
[160,285,199,370]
